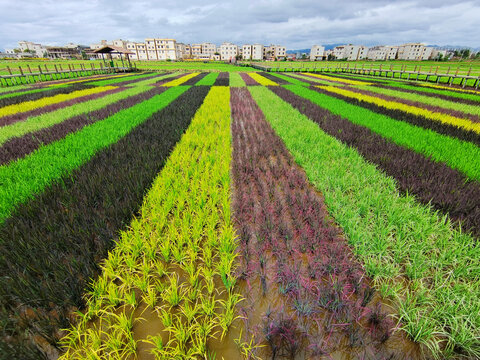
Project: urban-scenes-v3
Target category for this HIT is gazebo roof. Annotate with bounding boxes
[93,46,134,55]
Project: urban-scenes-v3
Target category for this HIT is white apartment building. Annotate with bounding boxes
[310,45,325,61]
[263,45,286,60]
[386,46,398,60]
[144,38,177,60]
[201,42,217,58]
[274,45,286,59]
[397,43,433,61]
[252,44,264,60]
[357,46,369,60]
[242,45,252,60]
[191,44,202,58]
[367,46,386,60]
[185,45,192,59]
[367,45,398,60]
[18,41,46,57]
[333,46,346,59]
[175,43,188,60]
[219,42,238,61]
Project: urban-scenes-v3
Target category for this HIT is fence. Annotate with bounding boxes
[0,63,137,87]
[249,62,480,89]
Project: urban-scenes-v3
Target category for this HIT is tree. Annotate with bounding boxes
[461,49,471,59]
[235,54,242,61]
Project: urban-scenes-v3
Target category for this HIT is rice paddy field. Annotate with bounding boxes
[0,69,479,360]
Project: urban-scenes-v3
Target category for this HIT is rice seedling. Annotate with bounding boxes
[249,84,480,358]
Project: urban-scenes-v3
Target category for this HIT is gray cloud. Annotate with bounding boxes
[1,0,479,50]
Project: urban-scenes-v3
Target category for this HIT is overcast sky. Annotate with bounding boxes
[1,0,479,51]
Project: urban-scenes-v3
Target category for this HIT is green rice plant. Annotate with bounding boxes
[162,273,183,308]
[60,86,240,359]
[195,72,219,86]
[0,86,189,222]
[283,84,480,181]
[229,72,246,87]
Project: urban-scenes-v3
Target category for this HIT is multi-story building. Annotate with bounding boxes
[333,45,346,60]
[367,45,398,60]
[274,45,286,59]
[184,44,192,59]
[175,43,189,59]
[357,46,369,60]
[191,44,202,58]
[201,42,217,58]
[46,43,87,59]
[386,46,398,60]
[144,38,177,60]
[310,45,325,61]
[242,45,252,60]
[18,41,47,57]
[397,43,433,60]
[367,46,386,60]
[219,42,238,61]
[262,45,286,60]
[252,44,264,60]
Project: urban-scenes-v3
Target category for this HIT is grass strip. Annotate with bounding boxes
[229,72,246,87]
[316,85,480,134]
[0,87,162,165]
[162,72,200,87]
[60,87,239,360]
[84,72,157,86]
[182,72,208,85]
[258,72,289,84]
[271,86,480,238]
[286,72,338,86]
[247,72,278,86]
[45,73,135,87]
[264,72,310,87]
[348,86,480,124]
[0,86,117,120]
[0,83,158,146]
[0,86,189,222]
[0,85,208,359]
[355,84,480,117]
[328,72,480,103]
[313,86,480,147]
[250,85,480,359]
[195,72,219,85]
[0,83,97,108]
[284,84,480,181]
[303,72,372,86]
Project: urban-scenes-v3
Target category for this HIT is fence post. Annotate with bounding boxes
[6,66,12,75]
[18,66,24,76]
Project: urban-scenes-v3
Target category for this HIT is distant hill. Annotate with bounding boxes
[286,49,310,54]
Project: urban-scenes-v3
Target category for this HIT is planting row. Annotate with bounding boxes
[0,84,207,357]
[230,87,418,359]
[250,85,480,358]
[60,87,238,359]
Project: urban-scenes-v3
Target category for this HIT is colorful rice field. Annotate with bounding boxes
[0,69,479,360]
